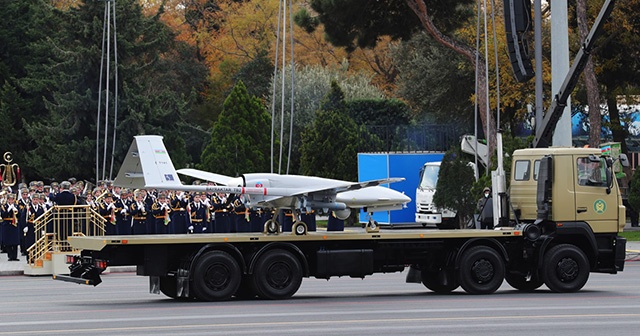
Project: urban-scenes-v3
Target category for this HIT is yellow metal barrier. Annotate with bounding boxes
[27,205,106,268]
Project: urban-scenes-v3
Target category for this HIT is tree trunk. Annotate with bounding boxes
[576,0,602,148]
[406,0,497,164]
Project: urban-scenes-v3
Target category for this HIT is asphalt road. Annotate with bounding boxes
[1,263,640,336]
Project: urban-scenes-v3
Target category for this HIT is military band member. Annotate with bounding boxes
[25,194,46,259]
[17,188,30,255]
[152,193,171,234]
[170,190,189,234]
[130,190,148,235]
[230,194,249,233]
[1,194,21,261]
[212,192,231,233]
[189,192,207,234]
[99,193,117,235]
[115,188,133,235]
[140,189,155,234]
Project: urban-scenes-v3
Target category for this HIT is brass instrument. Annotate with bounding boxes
[0,152,20,187]
[11,206,18,227]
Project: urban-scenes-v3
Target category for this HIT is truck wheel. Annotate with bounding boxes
[542,244,590,293]
[191,251,241,301]
[505,272,543,292]
[421,268,459,293]
[251,249,302,300]
[457,246,505,294]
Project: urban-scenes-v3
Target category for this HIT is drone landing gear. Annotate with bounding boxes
[365,212,379,233]
[263,219,280,235]
[290,211,308,236]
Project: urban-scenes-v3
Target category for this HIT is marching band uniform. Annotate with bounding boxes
[1,195,21,261]
[17,189,30,255]
[152,194,171,234]
[99,194,117,235]
[189,193,207,234]
[115,190,133,235]
[143,190,156,234]
[249,208,264,232]
[131,193,148,235]
[231,194,249,233]
[212,193,231,233]
[25,195,46,259]
[170,191,189,234]
[53,181,77,241]
[301,210,317,232]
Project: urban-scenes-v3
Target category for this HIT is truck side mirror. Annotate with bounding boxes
[619,153,630,167]
[606,168,612,194]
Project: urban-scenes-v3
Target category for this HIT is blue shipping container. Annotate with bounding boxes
[358,152,444,225]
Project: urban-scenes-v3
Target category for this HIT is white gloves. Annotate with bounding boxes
[120,209,127,215]
[188,226,194,230]
[23,227,28,233]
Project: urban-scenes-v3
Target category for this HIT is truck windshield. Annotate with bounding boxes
[419,165,440,189]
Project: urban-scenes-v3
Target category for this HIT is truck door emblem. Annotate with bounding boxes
[594,199,606,214]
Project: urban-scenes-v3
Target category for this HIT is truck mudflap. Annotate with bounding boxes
[616,236,627,272]
[51,255,106,286]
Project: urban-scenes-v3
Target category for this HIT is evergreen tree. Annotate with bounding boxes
[300,83,359,181]
[200,80,271,176]
[19,0,206,180]
[433,146,476,228]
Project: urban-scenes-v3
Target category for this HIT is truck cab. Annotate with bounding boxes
[415,162,457,228]
[510,147,625,233]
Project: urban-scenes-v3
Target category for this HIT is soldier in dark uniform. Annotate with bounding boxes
[230,194,249,232]
[130,190,148,235]
[17,188,30,256]
[212,193,231,233]
[170,190,189,234]
[25,194,46,260]
[53,181,77,241]
[115,189,133,235]
[1,193,21,261]
[189,192,207,234]
[279,209,294,232]
[301,210,316,232]
[141,189,156,234]
[151,193,171,234]
[98,193,117,235]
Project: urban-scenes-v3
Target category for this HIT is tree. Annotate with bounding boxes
[18,0,206,181]
[433,146,476,228]
[391,32,475,125]
[299,82,359,181]
[269,63,385,174]
[200,80,271,176]
[308,0,498,162]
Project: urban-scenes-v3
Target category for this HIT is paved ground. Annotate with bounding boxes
[2,223,640,276]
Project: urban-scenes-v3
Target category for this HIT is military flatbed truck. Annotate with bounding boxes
[56,0,626,301]
[55,144,627,301]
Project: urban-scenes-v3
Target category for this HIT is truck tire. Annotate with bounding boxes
[421,268,459,293]
[191,250,241,301]
[542,244,590,293]
[457,246,505,294]
[505,272,543,292]
[251,249,302,300]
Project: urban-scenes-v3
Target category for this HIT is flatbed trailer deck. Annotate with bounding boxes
[59,224,625,301]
